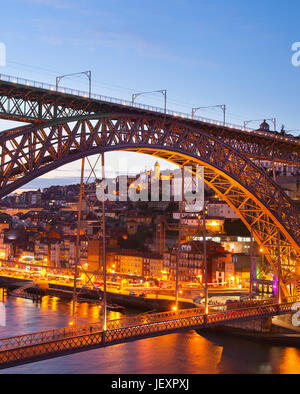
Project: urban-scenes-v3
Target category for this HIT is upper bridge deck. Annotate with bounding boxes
[1,73,300,166]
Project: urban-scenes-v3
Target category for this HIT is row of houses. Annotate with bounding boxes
[107,242,252,287]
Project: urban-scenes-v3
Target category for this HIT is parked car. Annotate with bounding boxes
[129,291,136,296]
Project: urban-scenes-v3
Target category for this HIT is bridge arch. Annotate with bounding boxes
[0,113,299,299]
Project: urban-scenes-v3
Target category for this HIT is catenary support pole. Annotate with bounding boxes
[73,158,85,324]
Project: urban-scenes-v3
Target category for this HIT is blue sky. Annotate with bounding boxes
[0,0,300,187]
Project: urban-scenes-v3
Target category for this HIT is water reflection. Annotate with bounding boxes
[0,291,124,339]
[201,331,300,374]
[278,347,300,374]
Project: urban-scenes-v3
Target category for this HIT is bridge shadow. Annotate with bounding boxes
[197,329,299,374]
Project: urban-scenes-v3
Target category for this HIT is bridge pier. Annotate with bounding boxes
[296,265,300,296]
[224,316,273,333]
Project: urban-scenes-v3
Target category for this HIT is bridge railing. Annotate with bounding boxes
[207,302,295,325]
[0,322,107,351]
[0,306,216,351]
[105,306,214,331]
[0,73,299,145]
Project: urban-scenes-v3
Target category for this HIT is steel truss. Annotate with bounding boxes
[0,80,300,165]
[0,114,299,299]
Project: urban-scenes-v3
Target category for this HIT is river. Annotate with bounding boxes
[0,290,299,374]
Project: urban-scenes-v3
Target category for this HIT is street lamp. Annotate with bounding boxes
[277,231,281,304]
[101,153,107,331]
[175,166,184,309]
[258,241,281,304]
[56,71,92,98]
[203,201,208,315]
[249,228,257,300]
[192,105,226,125]
[132,90,167,113]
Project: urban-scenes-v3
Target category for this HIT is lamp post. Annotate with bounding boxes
[192,105,226,125]
[277,231,281,304]
[175,166,184,309]
[132,90,167,113]
[101,153,107,331]
[72,158,85,324]
[250,227,255,300]
[56,71,92,98]
[203,201,208,314]
[258,244,282,302]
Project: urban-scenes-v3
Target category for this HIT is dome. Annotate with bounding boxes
[259,120,270,132]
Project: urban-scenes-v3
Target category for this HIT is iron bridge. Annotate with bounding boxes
[0,301,297,370]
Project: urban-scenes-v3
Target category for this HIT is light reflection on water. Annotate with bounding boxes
[0,291,123,338]
[0,290,300,374]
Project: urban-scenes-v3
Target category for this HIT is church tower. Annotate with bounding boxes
[154,161,161,179]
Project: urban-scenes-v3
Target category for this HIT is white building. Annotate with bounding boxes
[207,201,239,219]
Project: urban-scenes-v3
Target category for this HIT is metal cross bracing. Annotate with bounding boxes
[0,301,297,370]
[0,75,300,165]
[0,114,299,299]
[72,153,108,328]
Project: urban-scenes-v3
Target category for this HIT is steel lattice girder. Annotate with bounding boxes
[0,81,300,165]
[0,82,95,123]
[0,114,299,299]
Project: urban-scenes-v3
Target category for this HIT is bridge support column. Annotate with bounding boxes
[296,265,300,298]
[225,316,273,333]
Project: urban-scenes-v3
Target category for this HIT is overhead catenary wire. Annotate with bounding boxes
[3,59,287,130]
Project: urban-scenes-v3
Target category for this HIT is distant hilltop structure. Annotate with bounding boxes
[257,120,270,132]
[154,161,174,181]
[128,162,175,194]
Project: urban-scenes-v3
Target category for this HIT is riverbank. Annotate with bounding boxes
[0,275,195,312]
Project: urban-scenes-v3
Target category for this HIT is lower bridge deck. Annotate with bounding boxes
[0,302,297,370]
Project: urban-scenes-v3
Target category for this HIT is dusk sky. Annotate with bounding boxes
[1,0,300,187]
